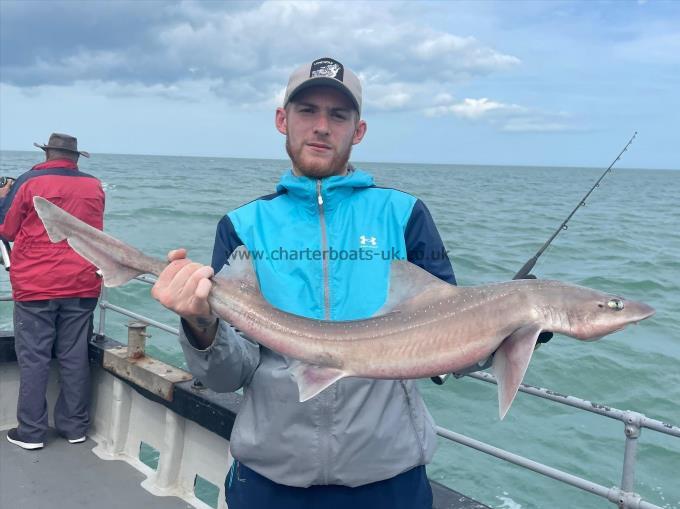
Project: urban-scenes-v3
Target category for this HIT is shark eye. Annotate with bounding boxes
[607,299,624,311]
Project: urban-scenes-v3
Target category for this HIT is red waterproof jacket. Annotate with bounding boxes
[0,160,105,301]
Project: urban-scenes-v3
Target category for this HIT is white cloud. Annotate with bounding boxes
[424,96,577,133]
[411,32,519,73]
[158,1,522,110]
[1,1,521,113]
[362,81,417,111]
[433,93,455,105]
[425,97,524,119]
[12,0,591,135]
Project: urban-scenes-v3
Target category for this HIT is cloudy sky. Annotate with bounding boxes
[1,0,678,169]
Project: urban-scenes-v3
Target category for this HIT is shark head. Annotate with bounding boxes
[544,284,656,341]
[494,280,655,420]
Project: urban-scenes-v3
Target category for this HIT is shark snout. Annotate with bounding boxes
[627,300,656,323]
[567,297,656,341]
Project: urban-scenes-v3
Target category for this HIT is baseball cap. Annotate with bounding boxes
[283,57,362,115]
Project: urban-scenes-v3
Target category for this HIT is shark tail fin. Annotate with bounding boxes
[33,196,167,287]
[492,323,542,420]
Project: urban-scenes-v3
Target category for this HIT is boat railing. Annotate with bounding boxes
[1,279,678,509]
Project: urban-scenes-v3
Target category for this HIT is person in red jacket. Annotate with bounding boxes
[0,133,105,450]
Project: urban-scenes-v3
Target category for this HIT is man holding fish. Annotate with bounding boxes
[152,57,455,508]
[28,58,653,508]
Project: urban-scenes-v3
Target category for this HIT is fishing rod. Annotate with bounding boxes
[431,132,637,386]
[513,131,637,280]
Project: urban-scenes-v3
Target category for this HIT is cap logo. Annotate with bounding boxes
[310,58,344,82]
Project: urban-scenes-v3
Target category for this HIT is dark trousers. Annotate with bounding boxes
[13,297,97,442]
[225,461,433,509]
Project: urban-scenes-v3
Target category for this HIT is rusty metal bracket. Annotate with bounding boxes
[102,321,191,401]
[103,346,192,401]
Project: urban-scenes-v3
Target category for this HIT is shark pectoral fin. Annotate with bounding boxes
[373,260,460,316]
[288,360,347,402]
[492,324,542,420]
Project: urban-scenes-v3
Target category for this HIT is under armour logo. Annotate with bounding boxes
[359,235,377,247]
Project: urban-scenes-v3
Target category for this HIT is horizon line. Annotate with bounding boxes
[0,148,677,172]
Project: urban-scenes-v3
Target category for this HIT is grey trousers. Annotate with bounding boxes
[13,297,98,442]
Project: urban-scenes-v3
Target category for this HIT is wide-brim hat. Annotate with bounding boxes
[34,132,90,158]
[283,57,362,115]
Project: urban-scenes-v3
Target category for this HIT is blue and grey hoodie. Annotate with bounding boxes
[179,168,456,487]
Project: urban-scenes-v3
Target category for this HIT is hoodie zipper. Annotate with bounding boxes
[316,179,334,484]
[317,179,331,320]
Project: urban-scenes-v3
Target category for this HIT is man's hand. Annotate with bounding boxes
[0,177,14,198]
[151,248,218,348]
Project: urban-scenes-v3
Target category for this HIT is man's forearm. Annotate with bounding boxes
[179,317,261,393]
[184,316,219,349]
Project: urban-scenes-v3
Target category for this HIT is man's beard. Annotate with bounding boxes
[286,136,351,178]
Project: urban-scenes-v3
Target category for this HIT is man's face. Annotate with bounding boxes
[276,86,367,178]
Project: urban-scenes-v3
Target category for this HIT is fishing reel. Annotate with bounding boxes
[1,176,16,270]
[1,240,10,271]
[0,176,15,188]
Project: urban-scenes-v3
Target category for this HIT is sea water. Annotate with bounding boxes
[1,150,678,509]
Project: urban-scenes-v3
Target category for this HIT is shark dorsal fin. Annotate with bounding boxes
[219,245,260,291]
[374,260,460,316]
